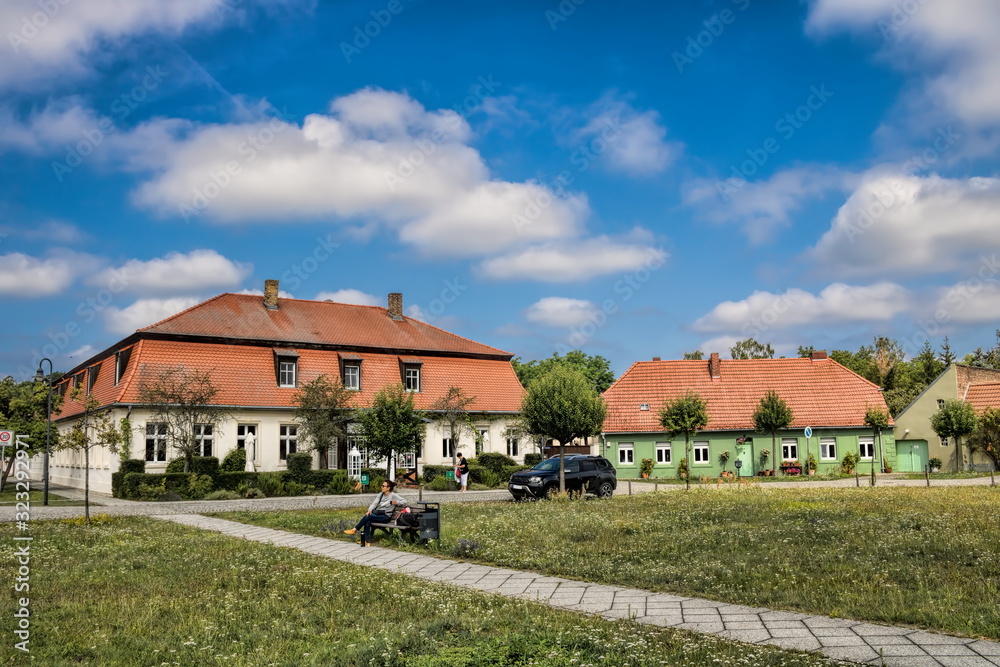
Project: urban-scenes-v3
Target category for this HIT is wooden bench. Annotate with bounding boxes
[368,502,440,545]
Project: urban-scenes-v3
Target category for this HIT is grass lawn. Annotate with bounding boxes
[215,486,1000,642]
[0,516,834,666]
[0,486,83,506]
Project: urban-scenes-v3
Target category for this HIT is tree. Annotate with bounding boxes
[430,386,476,473]
[520,366,606,493]
[914,341,945,386]
[137,366,232,472]
[930,399,978,471]
[752,390,794,476]
[513,350,615,394]
[939,336,956,367]
[968,407,1000,471]
[963,329,1000,369]
[730,338,774,360]
[293,374,355,469]
[797,346,815,358]
[354,384,425,478]
[0,375,63,491]
[659,391,708,491]
[872,336,905,389]
[682,350,704,360]
[864,405,891,483]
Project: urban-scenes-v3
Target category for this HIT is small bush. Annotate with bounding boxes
[203,489,241,501]
[842,452,860,474]
[220,448,246,472]
[254,471,285,497]
[120,459,145,475]
[244,487,266,499]
[427,475,450,491]
[166,458,186,473]
[325,470,357,495]
[217,471,254,491]
[501,464,530,481]
[191,456,220,477]
[286,452,313,481]
[524,453,544,467]
[136,480,166,501]
[476,452,516,475]
[186,473,214,499]
[423,465,453,483]
[677,457,689,480]
[284,480,309,496]
[479,469,501,488]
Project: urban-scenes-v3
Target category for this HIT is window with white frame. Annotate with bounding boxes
[145,423,167,462]
[343,364,360,390]
[859,436,874,459]
[347,436,368,468]
[278,359,297,387]
[442,437,454,459]
[326,437,339,470]
[618,442,634,465]
[820,437,837,461]
[476,427,489,454]
[693,441,709,464]
[194,424,214,457]
[237,424,258,462]
[279,424,297,460]
[781,438,798,461]
[399,451,416,468]
[655,442,672,464]
[940,437,949,447]
[506,437,519,457]
[404,366,420,392]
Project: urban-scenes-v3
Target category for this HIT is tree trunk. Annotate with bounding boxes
[558,443,566,493]
[685,436,690,491]
[771,433,777,476]
[85,446,91,525]
[0,451,15,493]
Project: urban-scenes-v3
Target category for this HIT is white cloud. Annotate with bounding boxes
[693,283,912,333]
[807,0,1000,133]
[930,278,1000,324]
[478,238,667,283]
[571,94,680,176]
[127,88,590,257]
[103,297,200,334]
[0,99,104,152]
[0,219,86,243]
[91,249,251,296]
[684,165,848,243]
[525,297,599,328]
[809,173,1000,277]
[315,289,381,306]
[0,250,98,297]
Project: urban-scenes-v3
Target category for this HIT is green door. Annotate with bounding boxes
[895,440,928,472]
[735,444,754,476]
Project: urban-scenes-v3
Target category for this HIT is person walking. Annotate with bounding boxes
[344,480,408,546]
[457,452,470,492]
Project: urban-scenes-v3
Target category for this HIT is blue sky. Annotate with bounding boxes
[2,0,999,381]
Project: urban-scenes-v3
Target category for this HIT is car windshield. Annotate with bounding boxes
[532,458,563,471]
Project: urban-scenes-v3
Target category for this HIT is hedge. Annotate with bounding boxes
[165,456,220,475]
[524,453,545,467]
[475,452,516,475]
[117,469,358,499]
[220,448,246,472]
[286,452,312,481]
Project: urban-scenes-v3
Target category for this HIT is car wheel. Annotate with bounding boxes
[597,481,614,498]
[510,493,524,502]
[543,484,559,499]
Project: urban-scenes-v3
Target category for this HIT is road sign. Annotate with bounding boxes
[360,473,369,485]
[804,426,813,438]
[0,430,12,443]
[446,470,455,480]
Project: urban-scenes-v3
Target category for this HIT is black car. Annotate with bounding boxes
[508,455,617,500]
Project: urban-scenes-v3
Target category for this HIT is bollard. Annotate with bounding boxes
[855,468,860,488]
[628,481,632,496]
[419,487,423,502]
[654,482,658,493]
[926,465,930,487]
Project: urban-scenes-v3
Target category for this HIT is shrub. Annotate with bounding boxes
[501,464,530,481]
[120,459,145,475]
[286,452,313,481]
[136,480,166,502]
[254,471,286,497]
[427,475,450,491]
[220,448,246,472]
[842,452,860,474]
[186,473,214,499]
[244,487,266,499]
[217,471,254,491]
[284,480,309,496]
[677,457,689,480]
[640,458,654,476]
[422,465,453,483]
[166,458,185,473]
[476,452,516,476]
[325,470,357,495]
[929,457,942,470]
[203,490,242,500]
[524,453,544,467]
[121,472,191,499]
[479,469,501,488]
[191,456,220,476]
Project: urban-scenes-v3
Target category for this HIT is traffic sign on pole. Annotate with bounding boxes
[804,426,813,439]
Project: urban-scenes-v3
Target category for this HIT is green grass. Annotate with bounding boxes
[0,486,83,506]
[0,516,834,666]
[216,486,1000,641]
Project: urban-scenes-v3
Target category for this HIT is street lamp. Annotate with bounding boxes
[32,358,53,506]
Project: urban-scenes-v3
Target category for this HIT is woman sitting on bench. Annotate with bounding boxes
[344,480,408,546]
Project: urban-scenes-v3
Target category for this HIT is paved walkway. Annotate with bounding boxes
[156,513,1000,667]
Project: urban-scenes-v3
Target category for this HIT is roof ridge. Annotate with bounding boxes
[400,314,512,357]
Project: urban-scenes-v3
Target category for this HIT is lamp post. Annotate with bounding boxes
[32,358,53,506]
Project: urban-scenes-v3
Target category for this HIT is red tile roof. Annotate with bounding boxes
[138,293,511,359]
[603,356,891,434]
[965,383,1000,413]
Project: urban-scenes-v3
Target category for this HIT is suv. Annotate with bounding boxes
[508,455,617,500]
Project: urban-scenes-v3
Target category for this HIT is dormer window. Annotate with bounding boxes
[87,363,101,394]
[340,352,363,391]
[274,349,299,388]
[115,347,133,385]
[399,356,422,393]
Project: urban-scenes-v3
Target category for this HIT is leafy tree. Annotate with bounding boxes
[513,350,615,394]
[797,346,815,358]
[137,366,232,472]
[968,407,1000,471]
[752,390,794,475]
[872,336,905,389]
[963,329,1000,369]
[930,399,978,471]
[864,405,891,483]
[293,374,355,469]
[355,384,425,478]
[730,338,774,360]
[430,386,476,472]
[0,375,63,491]
[659,391,708,491]
[682,350,704,360]
[520,366,606,493]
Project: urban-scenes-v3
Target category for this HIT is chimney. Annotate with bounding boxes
[709,352,721,380]
[810,350,828,361]
[263,279,279,310]
[387,292,403,320]
[652,356,661,362]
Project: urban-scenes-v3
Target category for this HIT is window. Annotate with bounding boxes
[940,437,949,447]
[655,442,672,464]
[781,438,798,461]
[442,437,454,458]
[859,436,874,459]
[506,437,519,457]
[278,359,297,388]
[937,399,945,407]
[115,347,132,385]
[618,442,634,465]
[279,424,297,460]
[343,364,360,390]
[194,424,214,457]
[820,437,837,461]
[693,441,709,464]
[476,427,488,454]
[238,424,258,463]
[399,451,416,468]
[145,423,167,462]
[87,363,100,394]
[347,436,368,468]
[404,366,420,392]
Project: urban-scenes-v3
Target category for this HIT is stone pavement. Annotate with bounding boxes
[156,513,1000,667]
